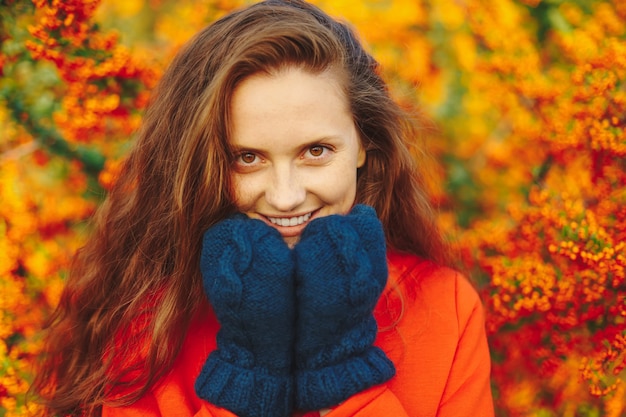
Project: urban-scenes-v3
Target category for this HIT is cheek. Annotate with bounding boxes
[231,175,257,210]
[338,177,358,207]
[313,164,358,207]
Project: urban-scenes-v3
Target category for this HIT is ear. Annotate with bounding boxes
[357,142,366,168]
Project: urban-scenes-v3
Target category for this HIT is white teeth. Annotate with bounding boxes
[268,212,312,227]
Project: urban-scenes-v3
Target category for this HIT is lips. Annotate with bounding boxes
[267,212,312,227]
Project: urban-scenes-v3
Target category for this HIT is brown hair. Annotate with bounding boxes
[31,1,451,415]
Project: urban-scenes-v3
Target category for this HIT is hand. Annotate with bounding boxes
[195,215,295,417]
[293,205,396,411]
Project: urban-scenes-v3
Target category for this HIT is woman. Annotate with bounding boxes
[32,1,494,416]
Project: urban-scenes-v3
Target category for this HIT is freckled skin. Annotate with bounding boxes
[230,67,366,246]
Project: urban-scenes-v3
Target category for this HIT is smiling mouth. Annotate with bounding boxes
[267,212,312,227]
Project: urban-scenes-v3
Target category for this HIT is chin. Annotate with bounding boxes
[284,235,300,248]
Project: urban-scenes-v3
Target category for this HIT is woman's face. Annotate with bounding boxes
[229,66,366,247]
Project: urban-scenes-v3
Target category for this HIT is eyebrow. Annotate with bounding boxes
[230,135,344,152]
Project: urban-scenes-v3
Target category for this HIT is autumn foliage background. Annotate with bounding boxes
[1,0,625,415]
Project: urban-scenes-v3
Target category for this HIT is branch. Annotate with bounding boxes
[0,141,38,161]
[2,88,105,177]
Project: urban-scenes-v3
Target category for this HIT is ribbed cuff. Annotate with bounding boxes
[195,351,293,417]
[295,346,396,411]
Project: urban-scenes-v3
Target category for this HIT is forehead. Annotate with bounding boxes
[235,64,347,99]
[228,66,356,149]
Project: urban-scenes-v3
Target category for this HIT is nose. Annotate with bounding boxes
[265,163,306,212]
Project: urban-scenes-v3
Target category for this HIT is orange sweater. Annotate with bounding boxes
[103,251,494,417]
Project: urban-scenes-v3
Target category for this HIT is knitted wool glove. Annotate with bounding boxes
[293,204,396,411]
[195,215,295,417]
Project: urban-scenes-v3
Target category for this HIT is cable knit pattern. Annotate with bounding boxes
[293,204,396,411]
[195,215,295,417]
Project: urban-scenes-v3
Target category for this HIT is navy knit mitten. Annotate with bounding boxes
[195,215,295,417]
[293,204,396,411]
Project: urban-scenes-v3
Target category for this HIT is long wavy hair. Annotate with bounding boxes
[31,0,452,415]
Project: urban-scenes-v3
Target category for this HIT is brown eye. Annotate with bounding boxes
[240,152,256,164]
[309,146,324,157]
